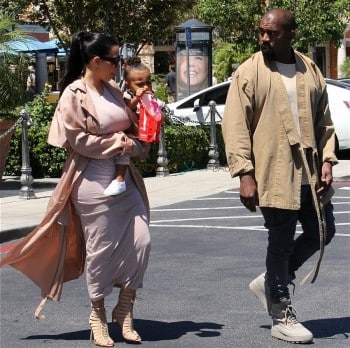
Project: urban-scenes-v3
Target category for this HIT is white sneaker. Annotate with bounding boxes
[103,181,126,196]
[249,272,271,314]
[271,301,313,343]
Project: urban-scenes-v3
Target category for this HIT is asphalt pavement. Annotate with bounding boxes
[0,166,240,243]
[1,161,349,242]
[0,161,349,347]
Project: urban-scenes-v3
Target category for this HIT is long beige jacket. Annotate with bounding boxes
[0,78,150,318]
[222,51,338,210]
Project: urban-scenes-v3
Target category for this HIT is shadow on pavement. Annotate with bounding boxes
[23,319,224,342]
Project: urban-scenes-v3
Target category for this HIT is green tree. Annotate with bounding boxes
[268,0,350,52]
[195,0,350,53]
[214,42,254,81]
[340,57,350,77]
[1,0,198,52]
[0,10,30,119]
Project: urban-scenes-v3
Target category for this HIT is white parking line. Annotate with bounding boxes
[151,206,247,212]
[149,224,350,237]
[193,197,241,200]
[193,197,350,202]
[152,215,261,223]
[150,224,267,231]
[152,207,350,214]
[150,224,349,236]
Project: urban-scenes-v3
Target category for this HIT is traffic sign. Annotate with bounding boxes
[185,27,192,48]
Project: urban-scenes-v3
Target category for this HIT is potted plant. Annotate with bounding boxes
[0,11,30,179]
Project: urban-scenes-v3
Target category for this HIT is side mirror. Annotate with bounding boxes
[193,98,200,111]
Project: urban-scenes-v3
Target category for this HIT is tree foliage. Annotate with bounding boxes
[214,42,255,81]
[0,10,31,118]
[194,0,265,49]
[1,0,197,52]
[195,0,350,52]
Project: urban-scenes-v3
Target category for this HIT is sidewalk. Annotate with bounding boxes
[1,161,349,243]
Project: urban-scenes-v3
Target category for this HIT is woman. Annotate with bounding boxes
[0,32,151,347]
[177,48,208,99]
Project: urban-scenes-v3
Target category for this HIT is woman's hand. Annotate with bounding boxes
[124,136,134,154]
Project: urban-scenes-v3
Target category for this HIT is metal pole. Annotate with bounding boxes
[156,124,169,177]
[207,100,220,169]
[186,46,190,97]
[19,109,36,199]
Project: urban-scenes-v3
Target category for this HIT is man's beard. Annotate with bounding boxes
[260,44,274,60]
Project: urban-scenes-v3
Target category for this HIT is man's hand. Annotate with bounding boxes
[239,173,259,212]
[317,161,333,198]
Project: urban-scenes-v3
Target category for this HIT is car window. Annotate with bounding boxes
[178,95,201,109]
[201,84,230,106]
[177,83,230,109]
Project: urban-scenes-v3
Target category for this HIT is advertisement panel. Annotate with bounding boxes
[176,45,209,100]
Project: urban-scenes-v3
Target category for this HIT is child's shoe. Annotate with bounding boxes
[104,180,126,196]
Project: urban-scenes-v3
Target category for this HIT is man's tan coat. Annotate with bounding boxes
[222,51,337,210]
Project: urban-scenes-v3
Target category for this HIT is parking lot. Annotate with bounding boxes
[1,181,349,347]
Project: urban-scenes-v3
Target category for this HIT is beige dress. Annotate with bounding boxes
[71,86,151,301]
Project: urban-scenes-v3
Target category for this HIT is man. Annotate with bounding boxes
[222,9,337,344]
[165,64,176,103]
[26,65,36,92]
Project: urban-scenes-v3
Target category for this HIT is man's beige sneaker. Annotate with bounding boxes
[271,300,313,343]
[249,272,271,314]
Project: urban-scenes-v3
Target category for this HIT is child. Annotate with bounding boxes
[104,57,162,196]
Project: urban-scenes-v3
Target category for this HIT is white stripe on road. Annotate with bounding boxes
[193,197,241,200]
[152,215,261,223]
[151,206,246,212]
[150,224,266,231]
[149,223,349,237]
[152,207,350,214]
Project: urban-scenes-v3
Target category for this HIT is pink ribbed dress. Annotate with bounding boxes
[70,85,151,301]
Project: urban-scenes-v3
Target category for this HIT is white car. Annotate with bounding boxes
[167,79,350,154]
[325,79,350,152]
[167,81,230,125]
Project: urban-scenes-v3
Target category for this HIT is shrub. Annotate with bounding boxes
[340,57,350,78]
[135,124,226,177]
[5,86,66,177]
[5,88,227,178]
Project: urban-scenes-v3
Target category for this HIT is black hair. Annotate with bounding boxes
[59,31,118,95]
[123,56,149,81]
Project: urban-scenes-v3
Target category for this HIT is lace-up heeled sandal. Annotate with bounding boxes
[112,288,141,343]
[89,300,114,347]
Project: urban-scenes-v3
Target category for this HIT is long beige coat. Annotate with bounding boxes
[222,51,338,210]
[0,78,150,318]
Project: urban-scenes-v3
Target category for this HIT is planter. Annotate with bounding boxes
[0,119,17,180]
